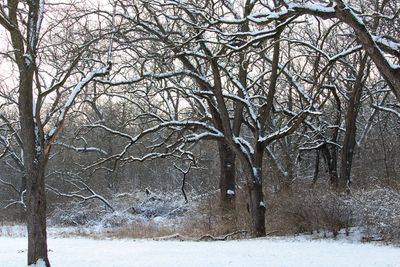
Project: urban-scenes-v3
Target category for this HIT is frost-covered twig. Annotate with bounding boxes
[371,104,400,119]
[46,182,114,212]
[2,189,26,210]
[53,142,108,155]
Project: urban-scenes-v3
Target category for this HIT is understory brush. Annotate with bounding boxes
[1,183,399,243]
[266,183,400,243]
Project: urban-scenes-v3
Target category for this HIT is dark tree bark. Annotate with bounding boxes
[18,50,51,267]
[313,142,339,188]
[248,178,266,237]
[328,89,341,188]
[26,161,50,267]
[18,75,50,266]
[312,150,320,186]
[18,48,50,267]
[218,142,236,208]
[312,87,341,188]
[248,145,266,237]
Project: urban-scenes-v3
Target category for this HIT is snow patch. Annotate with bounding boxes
[227,190,235,196]
[287,2,336,13]
[29,258,46,267]
[24,53,33,65]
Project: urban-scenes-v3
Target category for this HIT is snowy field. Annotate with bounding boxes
[1,236,399,267]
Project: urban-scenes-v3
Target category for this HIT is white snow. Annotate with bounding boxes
[1,236,399,267]
[29,258,46,267]
[227,190,235,196]
[287,2,336,13]
[233,137,254,156]
[24,53,33,65]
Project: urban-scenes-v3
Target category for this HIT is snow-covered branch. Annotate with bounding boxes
[53,142,108,156]
[45,63,112,154]
[46,181,114,212]
[371,104,400,119]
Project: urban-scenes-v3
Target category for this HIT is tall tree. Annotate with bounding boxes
[0,1,111,265]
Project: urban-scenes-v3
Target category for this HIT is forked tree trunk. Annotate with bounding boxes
[339,55,368,190]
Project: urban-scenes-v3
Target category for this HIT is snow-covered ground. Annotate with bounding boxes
[1,236,399,267]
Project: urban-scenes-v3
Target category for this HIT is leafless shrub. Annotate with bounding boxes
[266,189,352,237]
[181,189,251,238]
[349,187,400,243]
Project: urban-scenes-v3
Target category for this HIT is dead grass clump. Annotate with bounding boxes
[102,221,177,239]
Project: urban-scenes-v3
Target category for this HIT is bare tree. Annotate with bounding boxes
[0,1,112,265]
[92,0,319,236]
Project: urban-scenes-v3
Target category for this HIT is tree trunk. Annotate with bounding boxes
[320,144,339,187]
[218,142,237,230]
[312,150,320,186]
[339,55,368,190]
[18,62,51,267]
[26,161,50,267]
[248,168,266,237]
[218,142,236,206]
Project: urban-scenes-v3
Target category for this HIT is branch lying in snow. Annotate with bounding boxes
[153,233,190,241]
[153,230,249,241]
[198,230,249,241]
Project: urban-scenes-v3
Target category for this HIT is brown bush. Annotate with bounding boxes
[266,189,352,237]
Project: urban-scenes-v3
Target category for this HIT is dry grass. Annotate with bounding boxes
[101,222,177,239]
[102,189,252,240]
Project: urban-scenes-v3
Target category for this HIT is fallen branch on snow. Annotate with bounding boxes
[153,230,249,241]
